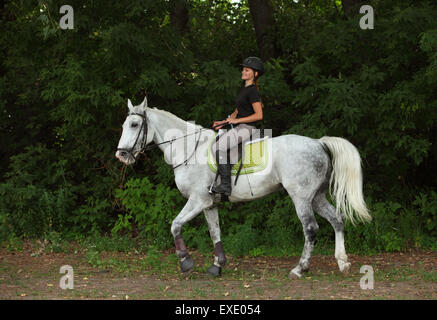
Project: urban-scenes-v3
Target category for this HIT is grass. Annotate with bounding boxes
[422,270,437,282]
[374,265,434,282]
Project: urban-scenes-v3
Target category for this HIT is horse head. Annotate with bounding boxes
[115,96,154,165]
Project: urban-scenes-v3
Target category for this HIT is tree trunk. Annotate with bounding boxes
[247,0,276,62]
[169,0,189,34]
[342,0,365,17]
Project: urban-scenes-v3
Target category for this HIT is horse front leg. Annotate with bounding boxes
[204,207,226,276]
[171,196,211,273]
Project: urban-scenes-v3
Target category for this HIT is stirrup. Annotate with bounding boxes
[208,169,220,194]
[210,185,231,196]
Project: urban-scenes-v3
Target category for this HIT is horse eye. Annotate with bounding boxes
[131,123,138,128]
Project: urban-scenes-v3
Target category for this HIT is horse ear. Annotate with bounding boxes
[141,96,148,110]
[128,99,134,111]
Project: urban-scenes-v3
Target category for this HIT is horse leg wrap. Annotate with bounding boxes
[214,241,226,267]
[174,234,188,258]
[174,235,194,272]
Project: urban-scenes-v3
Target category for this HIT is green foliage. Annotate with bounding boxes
[114,177,185,247]
[0,145,75,239]
[224,222,260,257]
[286,1,437,193]
[344,192,437,253]
[1,0,436,255]
[413,191,437,240]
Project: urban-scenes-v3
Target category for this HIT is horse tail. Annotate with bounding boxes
[319,136,371,225]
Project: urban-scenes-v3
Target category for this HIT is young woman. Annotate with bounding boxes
[210,57,265,196]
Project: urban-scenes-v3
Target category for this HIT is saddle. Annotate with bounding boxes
[207,130,269,187]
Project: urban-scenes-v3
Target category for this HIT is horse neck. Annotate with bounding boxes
[147,108,200,164]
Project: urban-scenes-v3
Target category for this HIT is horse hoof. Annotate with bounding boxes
[288,269,302,279]
[180,256,194,273]
[207,264,222,277]
[339,261,351,273]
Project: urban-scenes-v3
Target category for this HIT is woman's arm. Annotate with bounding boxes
[229,108,238,119]
[227,102,262,124]
[213,108,237,130]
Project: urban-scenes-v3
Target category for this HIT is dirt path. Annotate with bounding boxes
[0,243,435,300]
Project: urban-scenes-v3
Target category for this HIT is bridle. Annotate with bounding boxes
[117,110,204,170]
[117,111,148,162]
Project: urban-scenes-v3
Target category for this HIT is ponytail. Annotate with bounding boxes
[255,78,264,108]
[255,78,260,91]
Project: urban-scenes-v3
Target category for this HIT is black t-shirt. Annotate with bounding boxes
[235,84,261,126]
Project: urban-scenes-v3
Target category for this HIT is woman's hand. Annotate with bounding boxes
[212,115,239,131]
[213,120,227,131]
[227,117,240,125]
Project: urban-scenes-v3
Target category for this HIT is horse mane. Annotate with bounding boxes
[150,107,202,131]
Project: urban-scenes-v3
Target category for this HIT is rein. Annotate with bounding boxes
[119,110,227,170]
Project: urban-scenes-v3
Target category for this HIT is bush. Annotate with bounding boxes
[113,176,186,248]
[0,145,75,240]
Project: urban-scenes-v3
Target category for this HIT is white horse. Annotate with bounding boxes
[115,97,371,278]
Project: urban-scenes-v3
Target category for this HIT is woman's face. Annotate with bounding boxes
[241,67,258,81]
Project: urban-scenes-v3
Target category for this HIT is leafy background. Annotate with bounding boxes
[1,0,436,255]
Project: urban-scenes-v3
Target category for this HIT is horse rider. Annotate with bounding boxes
[210,57,265,196]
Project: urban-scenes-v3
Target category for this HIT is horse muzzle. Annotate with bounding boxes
[115,150,136,165]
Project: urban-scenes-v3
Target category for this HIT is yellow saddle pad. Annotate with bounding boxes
[207,133,269,175]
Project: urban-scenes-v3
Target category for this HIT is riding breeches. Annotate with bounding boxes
[211,123,257,164]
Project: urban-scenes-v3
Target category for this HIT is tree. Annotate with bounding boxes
[342,0,365,17]
[170,0,190,34]
[248,0,277,61]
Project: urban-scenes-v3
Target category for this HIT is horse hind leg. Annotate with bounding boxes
[288,196,319,279]
[312,191,351,273]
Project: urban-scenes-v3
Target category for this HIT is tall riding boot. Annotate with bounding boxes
[211,150,232,196]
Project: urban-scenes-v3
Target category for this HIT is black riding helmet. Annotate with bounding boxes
[240,57,265,80]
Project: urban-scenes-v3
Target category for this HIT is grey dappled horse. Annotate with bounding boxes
[115,97,371,278]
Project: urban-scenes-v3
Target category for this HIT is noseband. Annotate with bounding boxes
[117,111,148,161]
